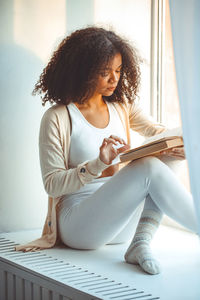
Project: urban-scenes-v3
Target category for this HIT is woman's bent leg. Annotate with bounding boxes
[124,199,163,274]
[58,156,198,252]
[125,156,197,274]
[59,157,160,250]
[107,195,161,245]
[109,154,181,244]
[123,157,179,275]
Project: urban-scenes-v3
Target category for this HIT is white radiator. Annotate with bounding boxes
[0,235,160,300]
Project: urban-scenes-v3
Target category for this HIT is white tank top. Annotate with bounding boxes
[67,102,127,168]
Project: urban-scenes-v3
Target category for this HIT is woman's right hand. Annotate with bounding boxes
[99,135,130,165]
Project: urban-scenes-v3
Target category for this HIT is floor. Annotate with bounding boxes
[1,224,200,300]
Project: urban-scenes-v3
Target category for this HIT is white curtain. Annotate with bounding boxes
[169,0,200,233]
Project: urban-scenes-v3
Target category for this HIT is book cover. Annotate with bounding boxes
[120,136,183,163]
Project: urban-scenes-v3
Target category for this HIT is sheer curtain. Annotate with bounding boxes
[169,0,200,233]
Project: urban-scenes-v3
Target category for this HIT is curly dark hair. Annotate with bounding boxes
[33,26,142,106]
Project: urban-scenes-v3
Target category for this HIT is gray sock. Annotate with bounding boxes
[124,209,163,275]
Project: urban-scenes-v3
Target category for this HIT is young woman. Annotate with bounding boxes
[16,27,198,275]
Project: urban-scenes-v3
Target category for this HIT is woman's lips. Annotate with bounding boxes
[107,86,116,91]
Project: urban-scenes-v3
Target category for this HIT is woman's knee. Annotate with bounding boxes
[130,156,165,179]
[131,155,162,169]
[144,156,166,177]
[143,156,163,167]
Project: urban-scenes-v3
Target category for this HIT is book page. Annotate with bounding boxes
[112,127,182,165]
[141,127,183,146]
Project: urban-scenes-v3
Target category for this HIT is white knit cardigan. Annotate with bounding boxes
[15,100,165,252]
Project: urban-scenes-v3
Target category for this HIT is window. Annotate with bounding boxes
[162,0,190,192]
[157,0,190,230]
[94,0,190,200]
[94,0,151,147]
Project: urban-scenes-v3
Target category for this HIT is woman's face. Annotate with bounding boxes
[95,52,122,97]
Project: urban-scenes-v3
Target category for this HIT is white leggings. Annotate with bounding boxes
[58,156,198,249]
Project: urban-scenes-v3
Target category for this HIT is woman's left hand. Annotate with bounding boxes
[160,146,185,159]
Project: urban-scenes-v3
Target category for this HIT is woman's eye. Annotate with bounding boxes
[100,69,121,77]
[100,72,109,77]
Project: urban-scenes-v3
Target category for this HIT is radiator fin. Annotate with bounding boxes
[0,235,160,300]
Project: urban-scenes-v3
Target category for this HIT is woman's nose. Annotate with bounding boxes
[109,72,118,83]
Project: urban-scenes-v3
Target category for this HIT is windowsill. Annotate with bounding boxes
[1,225,200,299]
[161,215,192,232]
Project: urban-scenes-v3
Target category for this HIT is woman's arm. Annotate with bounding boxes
[129,101,166,137]
[39,107,109,198]
[128,102,186,159]
[160,146,185,159]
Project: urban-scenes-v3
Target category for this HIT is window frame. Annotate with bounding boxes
[150,0,165,123]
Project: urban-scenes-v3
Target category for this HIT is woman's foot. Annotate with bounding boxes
[124,209,162,275]
[124,243,161,275]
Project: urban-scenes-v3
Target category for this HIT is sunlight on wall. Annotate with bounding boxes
[93,0,151,147]
[14,0,66,62]
[94,0,151,115]
[1,0,170,232]
[0,0,67,232]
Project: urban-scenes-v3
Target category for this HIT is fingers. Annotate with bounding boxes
[101,137,122,149]
[110,144,130,156]
[171,147,185,154]
[109,145,130,157]
[100,138,118,155]
[171,148,185,158]
[101,135,128,148]
[161,146,185,159]
[103,137,118,145]
[111,145,119,156]
[117,144,130,154]
[109,135,127,145]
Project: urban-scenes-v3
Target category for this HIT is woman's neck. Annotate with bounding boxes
[75,94,105,110]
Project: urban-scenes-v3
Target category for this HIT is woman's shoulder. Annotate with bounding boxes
[41,104,70,123]
[115,99,141,113]
[39,104,71,139]
[111,99,142,123]
[111,99,132,115]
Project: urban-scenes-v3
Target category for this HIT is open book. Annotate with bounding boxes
[120,128,184,163]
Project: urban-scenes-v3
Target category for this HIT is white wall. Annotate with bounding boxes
[0,0,151,233]
[66,0,94,34]
[0,0,66,232]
